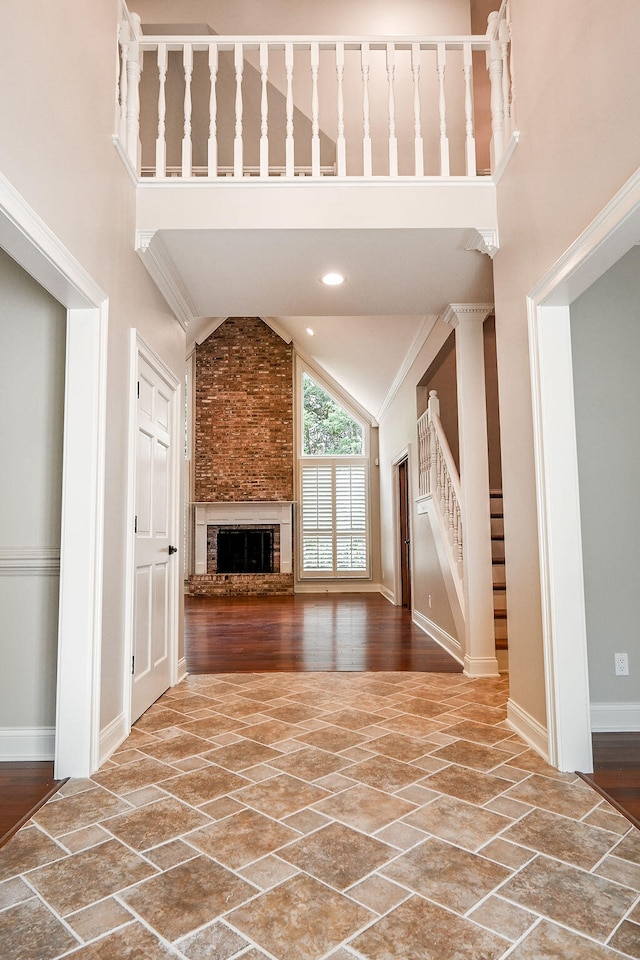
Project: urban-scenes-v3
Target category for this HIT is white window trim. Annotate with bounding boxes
[295,359,372,580]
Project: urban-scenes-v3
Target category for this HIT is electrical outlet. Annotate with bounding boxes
[614,652,629,676]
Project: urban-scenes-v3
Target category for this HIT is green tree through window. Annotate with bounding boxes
[303,373,364,455]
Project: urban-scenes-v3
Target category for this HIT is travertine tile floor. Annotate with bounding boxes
[1,672,640,959]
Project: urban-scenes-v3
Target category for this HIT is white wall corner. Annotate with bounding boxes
[136,230,198,330]
[0,727,55,761]
[465,228,499,259]
[413,610,464,665]
[98,712,129,768]
[177,657,188,685]
[590,702,640,733]
[506,698,549,764]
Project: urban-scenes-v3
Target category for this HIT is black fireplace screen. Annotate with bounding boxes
[216,529,274,574]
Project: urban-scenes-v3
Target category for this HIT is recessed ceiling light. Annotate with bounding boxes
[321,272,345,286]
[306,327,315,336]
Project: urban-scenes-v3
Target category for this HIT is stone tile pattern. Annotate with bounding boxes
[1,671,639,960]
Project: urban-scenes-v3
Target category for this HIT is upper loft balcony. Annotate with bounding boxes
[114,1,517,327]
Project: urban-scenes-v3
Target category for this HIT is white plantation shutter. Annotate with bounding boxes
[301,461,368,576]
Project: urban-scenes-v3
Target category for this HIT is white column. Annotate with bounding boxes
[443,303,499,678]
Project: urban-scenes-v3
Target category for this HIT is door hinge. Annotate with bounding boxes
[131,655,135,675]
[134,515,137,533]
[137,380,140,399]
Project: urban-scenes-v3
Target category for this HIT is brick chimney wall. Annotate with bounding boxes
[194,317,294,502]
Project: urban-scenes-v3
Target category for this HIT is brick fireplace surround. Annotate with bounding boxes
[189,317,294,597]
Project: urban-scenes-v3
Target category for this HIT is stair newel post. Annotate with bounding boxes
[499,12,512,137]
[311,42,320,177]
[259,43,269,177]
[182,44,193,177]
[436,43,450,176]
[208,44,219,177]
[386,43,398,177]
[486,11,504,171]
[427,390,440,497]
[463,42,476,177]
[118,19,129,144]
[234,43,244,178]
[335,43,346,176]
[125,13,142,172]
[411,44,424,177]
[284,42,295,177]
[361,43,372,177]
[155,43,167,178]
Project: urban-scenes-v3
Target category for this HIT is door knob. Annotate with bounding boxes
[168,545,178,555]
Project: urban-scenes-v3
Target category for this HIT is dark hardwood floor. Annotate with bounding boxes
[0,761,65,849]
[579,732,640,830]
[184,593,463,674]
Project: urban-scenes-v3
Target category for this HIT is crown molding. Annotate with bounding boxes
[262,316,293,344]
[442,303,494,328]
[135,230,198,330]
[376,315,438,422]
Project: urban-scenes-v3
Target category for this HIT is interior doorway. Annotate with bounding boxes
[398,457,411,609]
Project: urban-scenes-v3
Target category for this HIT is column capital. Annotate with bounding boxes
[442,303,494,328]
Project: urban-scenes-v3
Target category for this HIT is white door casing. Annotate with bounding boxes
[130,338,180,723]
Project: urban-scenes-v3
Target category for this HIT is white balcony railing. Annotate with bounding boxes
[115,3,513,181]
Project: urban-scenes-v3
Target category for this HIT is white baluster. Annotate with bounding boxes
[361,43,372,176]
[463,42,476,176]
[335,43,346,177]
[285,43,295,177]
[234,43,244,177]
[500,15,511,137]
[436,43,449,176]
[386,43,398,177]
[486,13,504,169]
[259,42,269,177]
[208,44,218,177]
[506,0,517,132]
[118,22,129,143]
[156,44,167,178]
[311,42,320,177]
[411,44,423,177]
[125,14,142,171]
[182,44,193,177]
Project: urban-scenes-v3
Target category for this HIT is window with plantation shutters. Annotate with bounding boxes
[299,370,370,579]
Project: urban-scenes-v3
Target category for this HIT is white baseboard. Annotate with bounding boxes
[294,581,384,594]
[507,698,549,762]
[379,585,396,605]
[590,702,640,732]
[0,726,55,761]
[177,657,188,684]
[98,712,128,767]
[413,610,463,665]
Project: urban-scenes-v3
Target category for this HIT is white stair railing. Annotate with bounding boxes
[418,390,464,604]
[115,6,511,181]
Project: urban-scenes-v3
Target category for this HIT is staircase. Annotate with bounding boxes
[491,491,508,670]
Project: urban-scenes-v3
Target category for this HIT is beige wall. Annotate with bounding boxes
[0,249,66,731]
[493,0,640,727]
[0,1,186,739]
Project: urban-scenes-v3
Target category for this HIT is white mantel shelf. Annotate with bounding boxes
[193,501,294,575]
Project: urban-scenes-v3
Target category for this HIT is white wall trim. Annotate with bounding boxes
[413,609,463,665]
[294,581,383,594]
[506,697,549,761]
[590,703,640,733]
[0,727,55,761]
[135,231,197,330]
[376,315,438,422]
[0,548,60,576]
[379,584,396,605]
[177,657,188,684]
[98,712,128,767]
[0,172,108,781]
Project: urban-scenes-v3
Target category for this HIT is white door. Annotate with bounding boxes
[131,353,177,723]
